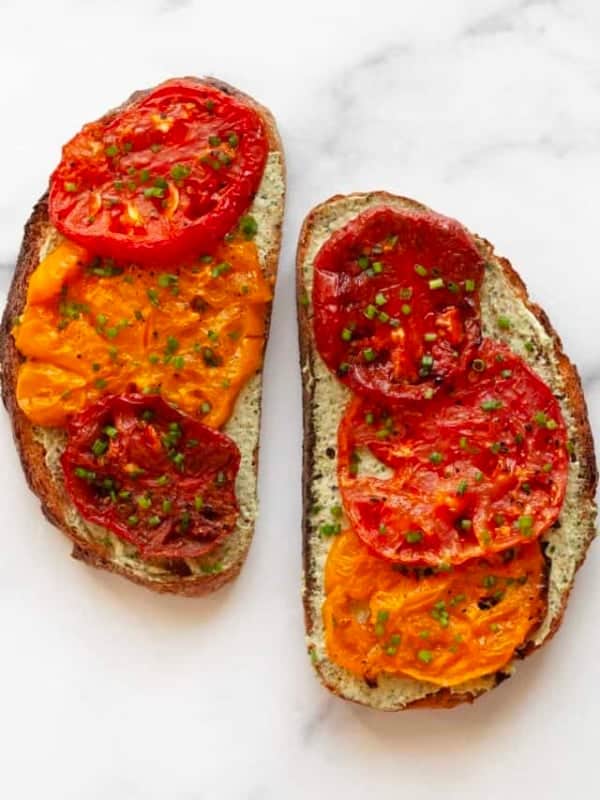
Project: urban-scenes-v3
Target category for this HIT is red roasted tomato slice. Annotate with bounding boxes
[338,340,568,566]
[49,78,268,265]
[61,393,240,560]
[312,206,485,403]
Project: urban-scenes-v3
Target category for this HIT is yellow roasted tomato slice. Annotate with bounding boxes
[13,234,271,429]
[323,528,546,687]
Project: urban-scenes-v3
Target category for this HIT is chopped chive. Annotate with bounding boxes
[429,278,444,290]
[74,467,95,481]
[363,348,377,362]
[517,515,533,534]
[464,279,476,292]
[239,215,258,239]
[136,495,152,510]
[211,261,231,278]
[497,316,511,330]
[319,522,341,537]
[158,273,178,288]
[481,398,503,411]
[170,164,191,181]
[417,650,433,664]
[414,264,427,277]
[405,531,423,544]
[143,186,165,199]
[374,293,387,306]
[429,451,444,464]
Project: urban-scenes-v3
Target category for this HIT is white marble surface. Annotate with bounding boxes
[1,0,599,797]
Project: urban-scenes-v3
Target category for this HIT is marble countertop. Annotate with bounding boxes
[1,0,599,798]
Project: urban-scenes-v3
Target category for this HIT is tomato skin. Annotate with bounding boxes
[312,206,485,403]
[49,79,268,265]
[338,340,568,566]
[61,393,240,560]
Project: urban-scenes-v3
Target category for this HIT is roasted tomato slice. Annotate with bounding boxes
[312,206,484,403]
[49,78,268,265]
[323,528,547,687]
[338,340,568,566]
[61,393,240,560]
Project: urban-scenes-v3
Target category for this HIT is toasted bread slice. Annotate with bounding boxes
[297,191,597,709]
[0,77,285,596]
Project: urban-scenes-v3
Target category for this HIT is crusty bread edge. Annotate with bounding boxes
[0,76,286,596]
[297,190,597,709]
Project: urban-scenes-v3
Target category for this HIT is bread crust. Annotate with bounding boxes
[297,191,597,709]
[0,77,285,596]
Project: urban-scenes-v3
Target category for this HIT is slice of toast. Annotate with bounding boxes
[297,191,597,709]
[0,77,285,596]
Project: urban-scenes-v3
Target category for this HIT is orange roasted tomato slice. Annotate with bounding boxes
[312,206,485,403]
[323,528,547,686]
[338,339,568,567]
[49,78,268,265]
[13,236,271,429]
[61,393,240,559]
